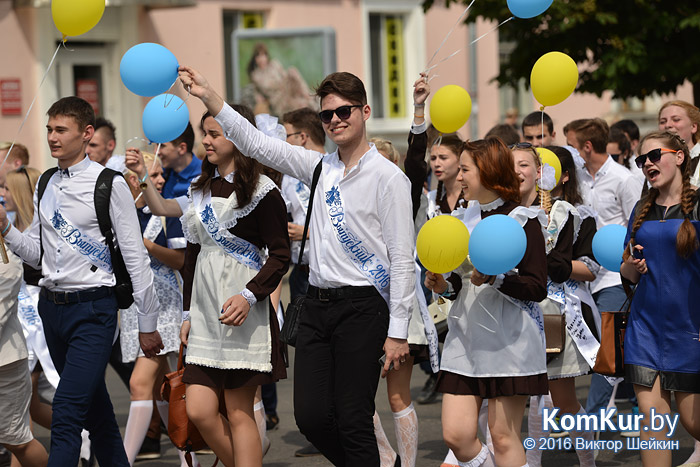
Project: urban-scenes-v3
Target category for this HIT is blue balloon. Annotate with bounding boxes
[120,43,178,97]
[468,214,527,275]
[507,0,553,19]
[592,224,627,273]
[142,94,190,144]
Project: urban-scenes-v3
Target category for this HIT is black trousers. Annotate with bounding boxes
[293,293,389,467]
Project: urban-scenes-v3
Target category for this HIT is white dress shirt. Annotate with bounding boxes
[215,103,415,339]
[5,156,160,332]
[280,174,310,265]
[577,155,643,293]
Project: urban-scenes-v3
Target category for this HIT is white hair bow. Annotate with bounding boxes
[255,114,286,141]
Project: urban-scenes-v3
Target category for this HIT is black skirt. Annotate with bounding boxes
[625,364,700,394]
[436,370,549,398]
[183,304,287,390]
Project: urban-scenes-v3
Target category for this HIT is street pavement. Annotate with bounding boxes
[29,357,698,466]
[27,278,698,466]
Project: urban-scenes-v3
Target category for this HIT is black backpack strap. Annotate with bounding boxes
[296,160,323,265]
[36,167,59,265]
[94,168,134,308]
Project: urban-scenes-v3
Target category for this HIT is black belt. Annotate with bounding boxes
[296,263,310,273]
[41,286,112,305]
[307,285,378,301]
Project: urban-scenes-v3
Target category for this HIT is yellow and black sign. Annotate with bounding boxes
[242,12,263,29]
[384,16,405,119]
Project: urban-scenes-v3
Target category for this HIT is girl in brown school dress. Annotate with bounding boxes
[179,105,290,467]
[425,138,548,467]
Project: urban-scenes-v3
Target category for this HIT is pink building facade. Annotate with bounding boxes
[0,0,693,169]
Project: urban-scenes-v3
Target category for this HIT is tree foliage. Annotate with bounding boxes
[422,0,700,103]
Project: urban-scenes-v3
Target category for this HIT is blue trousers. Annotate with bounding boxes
[585,284,628,414]
[39,292,129,467]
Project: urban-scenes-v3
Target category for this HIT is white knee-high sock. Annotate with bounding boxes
[80,429,91,461]
[156,400,199,467]
[684,440,700,464]
[124,400,153,466]
[253,401,270,455]
[393,404,418,467]
[526,394,553,467]
[373,411,397,467]
[568,406,596,467]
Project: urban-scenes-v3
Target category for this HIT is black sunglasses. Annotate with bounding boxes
[634,147,677,169]
[318,105,363,124]
[16,166,31,185]
[509,142,534,149]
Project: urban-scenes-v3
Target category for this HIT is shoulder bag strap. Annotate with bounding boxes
[296,160,323,265]
[36,167,59,265]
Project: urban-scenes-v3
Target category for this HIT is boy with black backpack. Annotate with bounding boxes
[0,96,162,466]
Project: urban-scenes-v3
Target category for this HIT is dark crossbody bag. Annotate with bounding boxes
[280,160,322,347]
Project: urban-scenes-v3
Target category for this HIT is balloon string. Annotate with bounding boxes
[424,0,475,72]
[541,110,544,146]
[0,42,62,174]
[177,85,191,110]
[424,49,463,75]
[470,16,514,45]
[151,143,162,172]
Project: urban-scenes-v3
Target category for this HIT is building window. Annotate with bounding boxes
[368,13,407,120]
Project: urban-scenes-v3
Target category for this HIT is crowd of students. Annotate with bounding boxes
[0,66,698,467]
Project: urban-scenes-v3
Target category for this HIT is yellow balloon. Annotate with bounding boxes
[537,147,562,185]
[429,85,472,134]
[530,52,578,108]
[52,0,105,39]
[416,215,470,274]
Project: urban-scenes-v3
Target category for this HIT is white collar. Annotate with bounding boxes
[479,197,505,212]
[690,143,700,160]
[58,155,91,178]
[213,168,234,183]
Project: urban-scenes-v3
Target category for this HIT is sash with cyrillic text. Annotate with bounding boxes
[193,189,263,271]
[44,200,113,273]
[322,170,390,303]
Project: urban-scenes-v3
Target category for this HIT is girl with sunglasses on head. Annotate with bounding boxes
[511,143,599,467]
[425,138,548,467]
[620,131,700,467]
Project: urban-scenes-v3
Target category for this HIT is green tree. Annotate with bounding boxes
[423,0,700,104]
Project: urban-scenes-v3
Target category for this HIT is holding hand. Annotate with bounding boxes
[125,147,147,179]
[413,73,430,106]
[425,271,448,294]
[220,294,251,326]
[180,320,190,346]
[382,337,410,378]
[288,223,306,242]
[470,269,495,286]
[139,331,164,358]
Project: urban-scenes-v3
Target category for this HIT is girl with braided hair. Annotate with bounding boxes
[620,130,700,467]
[512,143,598,467]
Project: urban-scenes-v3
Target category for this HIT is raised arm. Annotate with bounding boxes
[405,74,431,219]
[125,148,184,217]
[179,65,321,184]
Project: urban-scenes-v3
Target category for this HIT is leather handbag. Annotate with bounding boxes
[281,161,322,347]
[161,345,211,465]
[544,313,566,354]
[593,284,634,377]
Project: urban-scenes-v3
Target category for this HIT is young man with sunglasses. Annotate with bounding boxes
[564,118,643,417]
[179,65,414,467]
